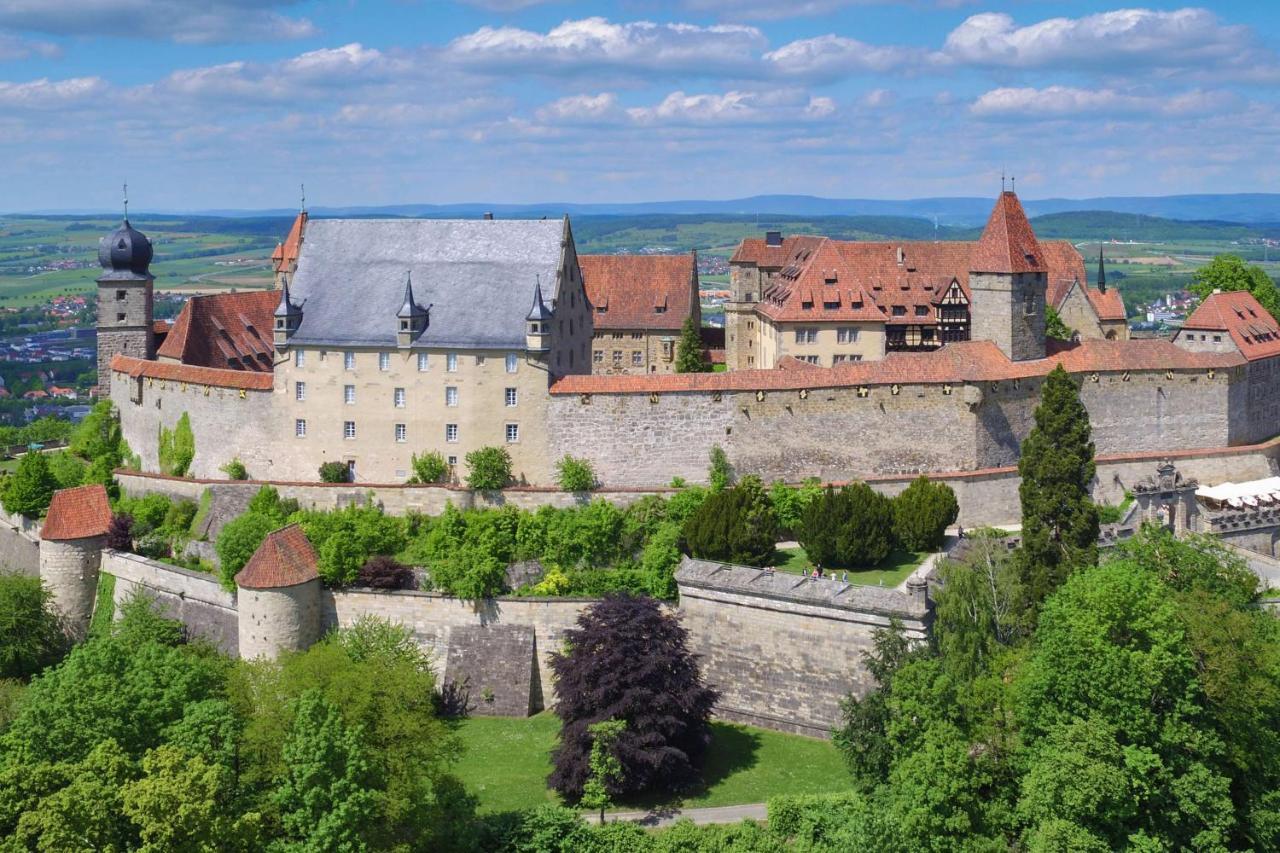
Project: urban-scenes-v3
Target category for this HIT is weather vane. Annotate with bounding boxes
[123,181,129,221]
[300,183,306,213]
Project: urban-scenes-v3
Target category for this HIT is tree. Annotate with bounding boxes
[465,446,513,491]
[121,745,256,852]
[892,476,958,552]
[1044,305,1072,341]
[556,455,597,492]
[1017,365,1099,606]
[215,511,278,591]
[580,719,626,824]
[157,412,195,477]
[768,478,823,539]
[682,475,777,567]
[0,572,66,680]
[1,450,57,517]
[931,534,1028,682]
[707,445,733,491]
[356,555,414,590]
[675,315,709,373]
[832,621,914,786]
[1190,254,1280,323]
[798,483,896,569]
[318,461,349,483]
[549,594,718,800]
[409,450,448,484]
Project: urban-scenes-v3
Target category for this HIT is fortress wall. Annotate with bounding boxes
[103,550,239,655]
[1240,359,1280,445]
[111,371,276,480]
[974,380,1039,469]
[0,507,40,575]
[1080,369,1231,455]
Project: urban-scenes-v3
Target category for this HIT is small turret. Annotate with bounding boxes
[525,277,552,353]
[396,271,429,348]
[273,273,302,349]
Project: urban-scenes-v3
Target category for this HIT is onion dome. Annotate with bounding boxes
[98,219,153,278]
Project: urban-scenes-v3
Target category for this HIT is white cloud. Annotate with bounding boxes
[626,88,834,125]
[679,0,973,20]
[444,17,766,77]
[0,33,60,61]
[0,0,315,44]
[535,93,620,123]
[0,76,106,108]
[971,85,1235,119]
[764,34,933,80]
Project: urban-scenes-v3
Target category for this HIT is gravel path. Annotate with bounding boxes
[585,802,768,828]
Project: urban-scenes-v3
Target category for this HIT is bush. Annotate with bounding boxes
[293,504,409,588]
[105,514,134,551]
[769,478,823,539]
[682,475,777,567]
[799,483,896,568]
[1,452,57,517]
[219,459,248,481]
[116,493,172,536]
[356,556,414,590]
[892,476,958,552]
[133,531,171,560]
[157,412,195,477]
[162,499,197,537]
[555,455,597,492]
[46,451,86,490]
[0,572,67,680]
[708,445,733,491]
[409,451,448,485]
[318,461,349,483]
[465,446,512,491]
[215,511,279,590]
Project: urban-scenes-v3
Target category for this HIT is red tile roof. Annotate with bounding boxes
[971,192,1045,274]
[42,484,112,541]
[271,212,307,273]
[580,253,696,332]
[1087,285,1128,322]
[1183,290,1280,361]
[156,290,277,372]
[1041,240,1088,307]
[551,338,1240,395]
[235,524,319,590]
[111,353,274,391]
[730,234,824,268]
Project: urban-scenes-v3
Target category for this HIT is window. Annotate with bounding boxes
[295,381,306,401]
[593,350,603,364]
[612,333,623,340]
[445,423,458,443]
[395,423,406,443]
[344,351,356,370]
[613,350,623,365]
[837,328,858,344]
[394,387,405,408]
[295,419,306,437]
[295,349,305,368]
[631,332,643,340]
[475,355,486,367]
[446,353,458,372]
[801,355,820,364]
[1024,292,1036,315]
[343,421,356,439]
[662,340,673,359]
[915,306,929,316]
[116,313,126,322]
[1213,335,1222,342]
[446,386,458,407]
[116,289,126,300]
[505,387,518,407]
[892,306,907,317]
[379,352,390,371]
[505,423,519,443]
[417,352,429,371]
[794,329,817,344]
[745,292,754,302]
[632,351,643,366]
[506,353,518,373]
[344,385,355,405]
[447,455,457,466]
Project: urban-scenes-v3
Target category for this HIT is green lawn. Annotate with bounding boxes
[771,546,926,588]
[451,712,849,814]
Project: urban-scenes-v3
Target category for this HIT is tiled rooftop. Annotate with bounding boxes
[111,353,274,391]
[156,290,277,372]
[580,253,696,332]
[1183,290,1280,361]
[235,524,319,589]
[42,484,112,541]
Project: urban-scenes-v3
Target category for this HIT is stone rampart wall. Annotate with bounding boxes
[103,550,239,655]
[0,507,41,575]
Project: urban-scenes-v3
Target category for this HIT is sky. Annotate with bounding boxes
[0,0,1277,211]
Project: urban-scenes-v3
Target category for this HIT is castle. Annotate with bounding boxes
[99,190,1280,490]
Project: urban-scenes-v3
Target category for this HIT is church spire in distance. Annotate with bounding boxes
[1097,245,1107,293]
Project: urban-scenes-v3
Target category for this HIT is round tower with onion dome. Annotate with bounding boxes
[39,484,112,640]
[235,523,323,659]
[95,202,155,392]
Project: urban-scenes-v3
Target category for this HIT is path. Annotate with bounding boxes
[586,802,767,828]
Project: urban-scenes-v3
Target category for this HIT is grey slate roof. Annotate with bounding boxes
[289,218,565,349]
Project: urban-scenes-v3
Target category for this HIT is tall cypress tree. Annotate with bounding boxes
[675,316,709,373]
[1017,364,1099,605]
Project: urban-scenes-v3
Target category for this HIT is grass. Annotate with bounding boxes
[450,712,848,814]
[770,546,927,588]
[87,571,116,638]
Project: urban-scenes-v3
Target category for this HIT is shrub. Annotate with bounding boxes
[408,451,448,484]
[799,483,896,568]
[46,451,86,490]
[219,459,248,481]
[117,493,172,535]
[1,451,57,517]
[708,445,733,491]
[356,556,414,590]
[318,461,349,483]
[0,572,67,680]
[162,499,197,537]
[133,531,171,560]
[215,511,279,590]
[157,412,195,477]
[769,478,823,538]
[105,513,134,551]
[892,476,958,552]
[465,446,512,491]
[555,455,597,492]
[682,476,777,567]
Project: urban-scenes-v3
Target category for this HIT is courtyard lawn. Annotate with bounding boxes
[771,546,927,588]
[451,712,849,814]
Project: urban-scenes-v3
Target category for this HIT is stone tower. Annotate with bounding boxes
[968,191,1047,362]
[96,218,155,392]
[39,484,112,640]
[235,524,322,660]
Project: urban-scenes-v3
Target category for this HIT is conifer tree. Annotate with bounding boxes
[674,316,708,373]
[1017,364,1099,605]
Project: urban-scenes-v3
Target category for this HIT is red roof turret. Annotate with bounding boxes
[971,191,1045,274]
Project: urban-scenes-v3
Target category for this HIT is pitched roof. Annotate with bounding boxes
[1086,285,1127,322]
[1041,240,1088,307]
[156,290,277,372]
[1183,290,1280,361]
[551,337,1240,395]
[235,524,319,589]
[580,253,695,332]
[111,353,274,391]
[42,484,112,541]
[971,191,1045,274]
[271,211,307,273]
[289,218,567,349]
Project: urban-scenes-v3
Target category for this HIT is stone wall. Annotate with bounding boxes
[675,558,931,737]
[0,507,40,575]
[103,550,239,654]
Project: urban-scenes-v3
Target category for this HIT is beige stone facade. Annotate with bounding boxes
[590,329,678,374]
[757,318,885,367]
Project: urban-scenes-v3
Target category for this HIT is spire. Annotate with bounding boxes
[122,180,129,223]
[397,270,423,318]
[971,189,1045,274]
[1097,245,1107,293]
[527,275,553,322]
[274,273,296,317]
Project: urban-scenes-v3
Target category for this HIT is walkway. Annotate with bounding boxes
[586,802,768,828]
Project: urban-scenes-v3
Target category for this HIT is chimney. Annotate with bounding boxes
[483,212,494,220]
[765,230,782,247]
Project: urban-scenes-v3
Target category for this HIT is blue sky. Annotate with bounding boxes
[0,1,1276,210]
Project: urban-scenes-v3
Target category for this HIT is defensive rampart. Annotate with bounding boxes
[104,550,239,654]
[0,507,41,575]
